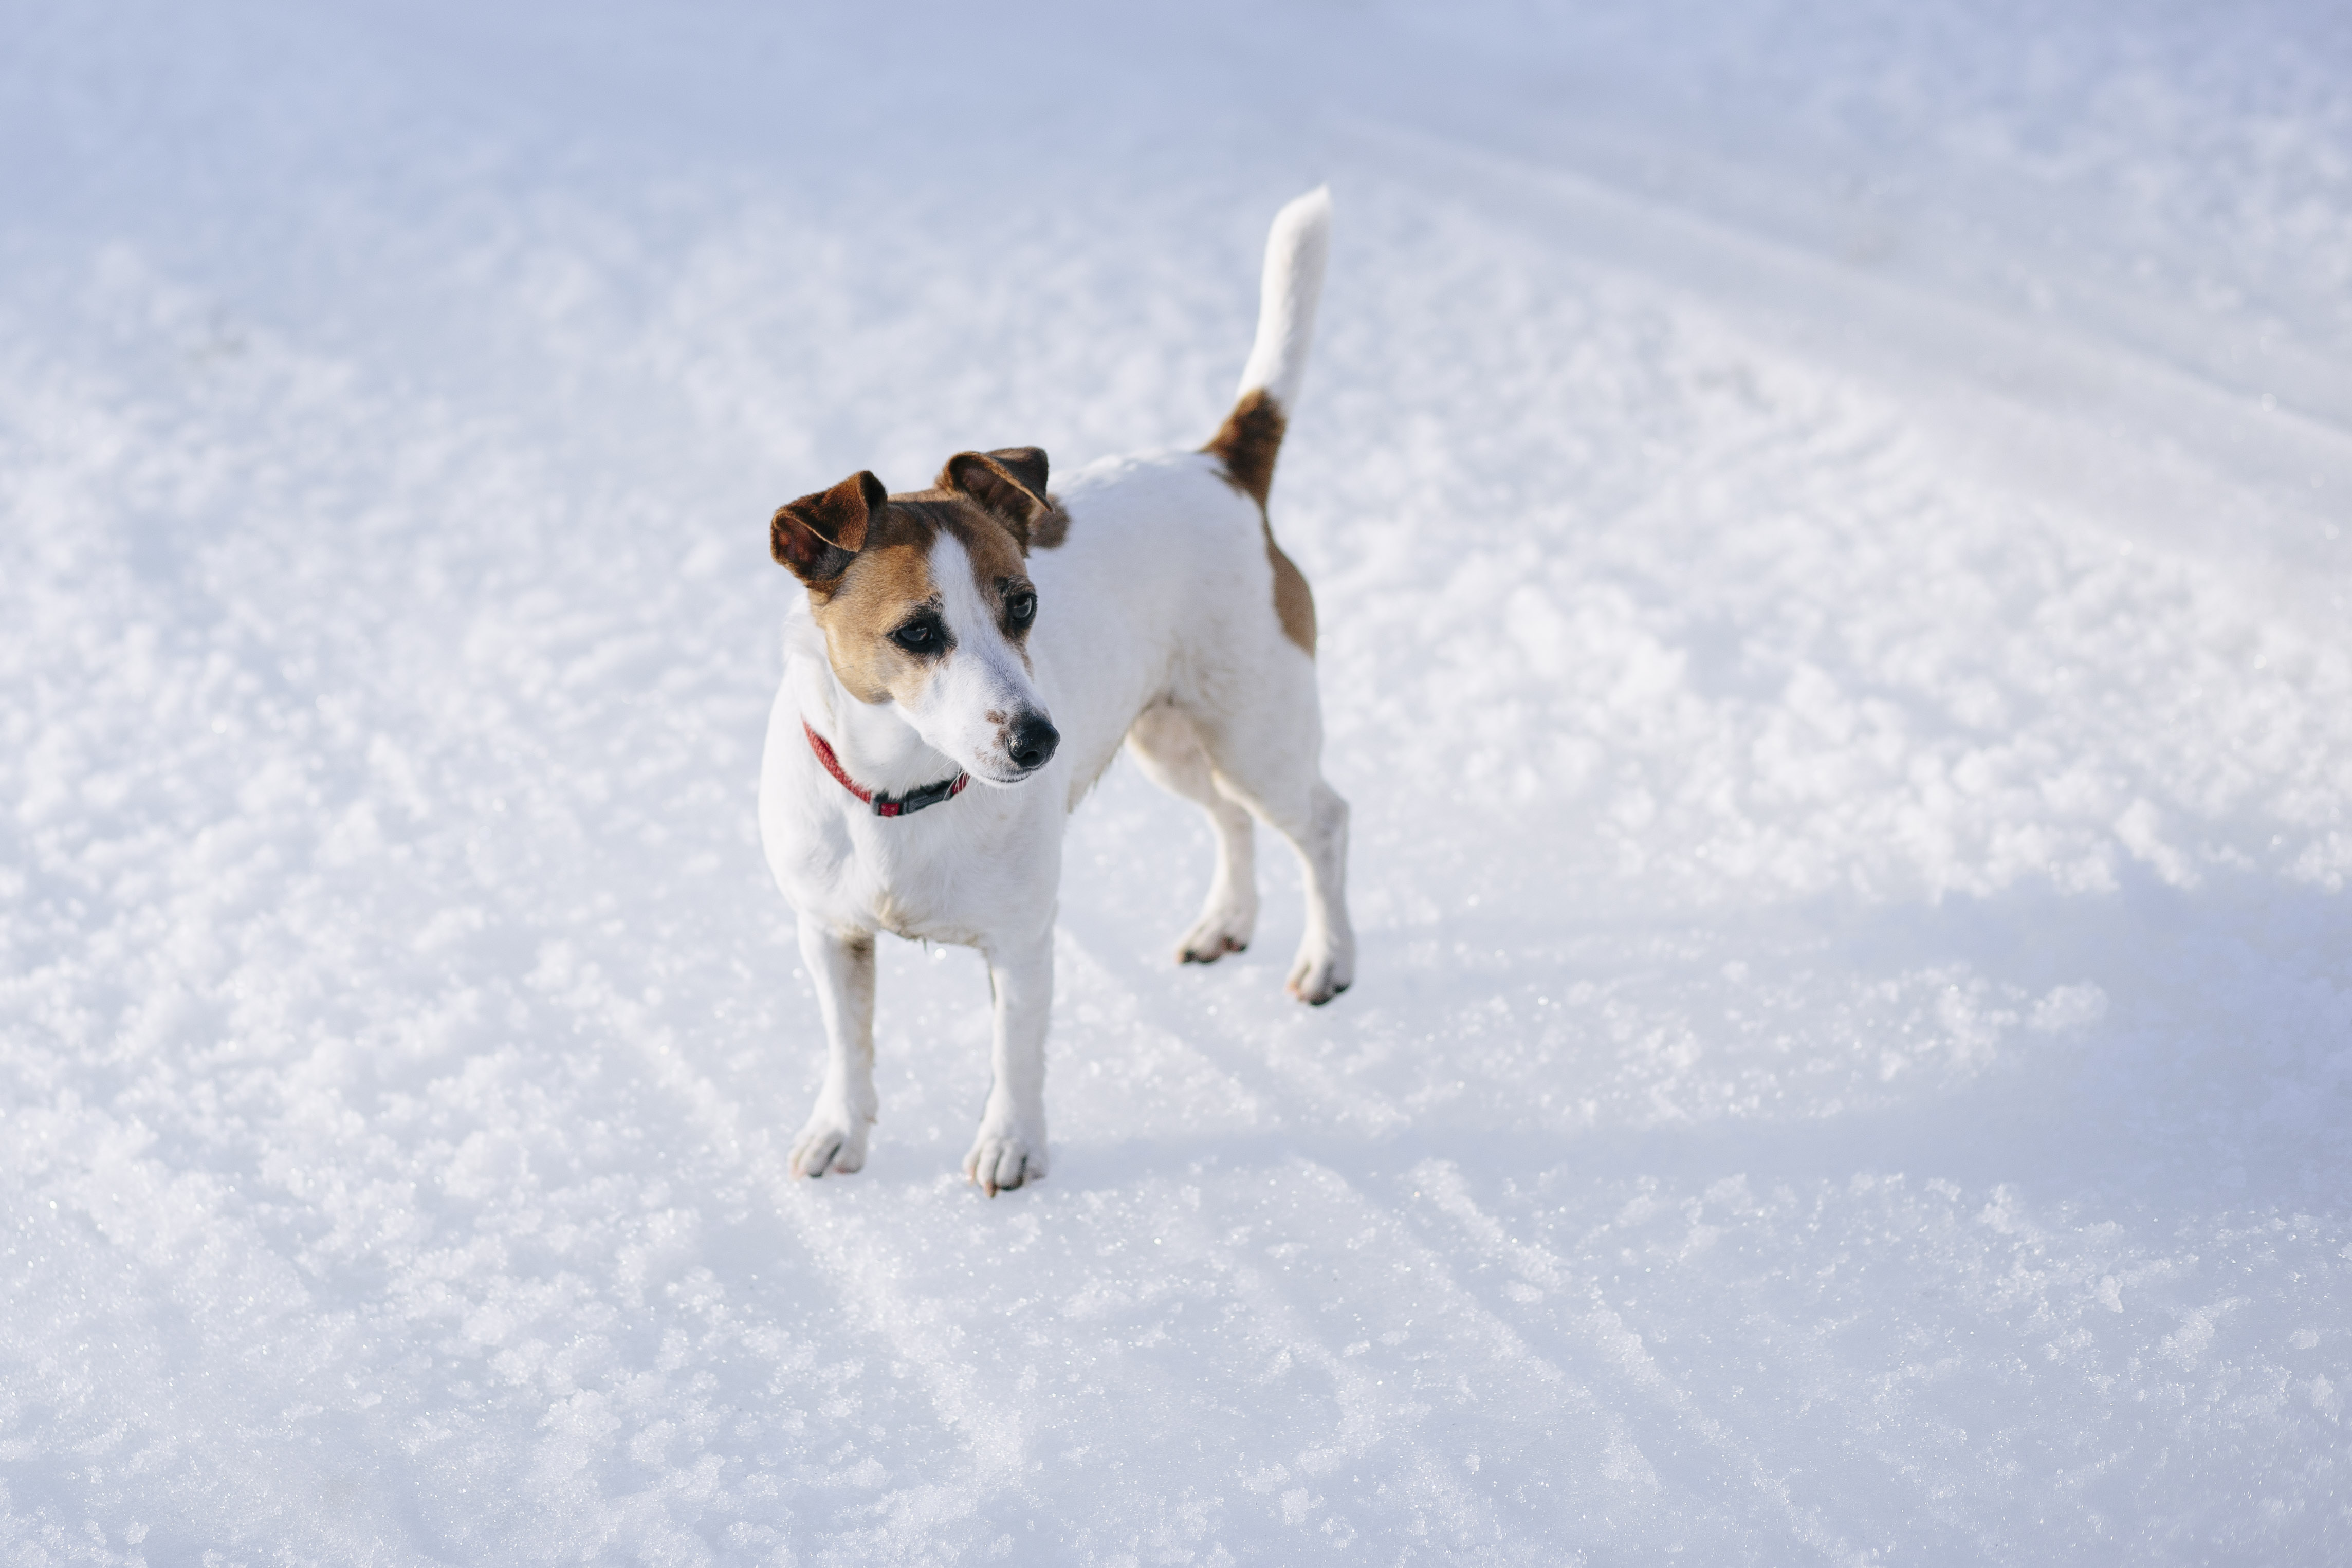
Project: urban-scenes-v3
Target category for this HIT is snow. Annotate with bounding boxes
[4,1,2349,1561]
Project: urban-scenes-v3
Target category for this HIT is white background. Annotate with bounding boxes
[3,3,2348,1561]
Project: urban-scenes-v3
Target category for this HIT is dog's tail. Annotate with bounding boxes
[1204,186,1331,509]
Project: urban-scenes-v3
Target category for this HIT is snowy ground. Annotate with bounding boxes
[5,3,2351,1562]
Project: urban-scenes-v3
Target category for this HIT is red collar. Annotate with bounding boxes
[803,720,971,818]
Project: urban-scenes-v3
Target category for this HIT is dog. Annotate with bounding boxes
[758,188,1353,1194]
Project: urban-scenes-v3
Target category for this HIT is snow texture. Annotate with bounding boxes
[4,2,2350,1562]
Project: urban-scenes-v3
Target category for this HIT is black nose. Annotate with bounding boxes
[1009,713,1060,772]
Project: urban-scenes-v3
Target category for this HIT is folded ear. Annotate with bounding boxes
[939,447,1050,547]
[981,446,1049,503]
[770,470,885,584]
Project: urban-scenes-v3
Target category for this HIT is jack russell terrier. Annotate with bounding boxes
[759,189,1353,1194]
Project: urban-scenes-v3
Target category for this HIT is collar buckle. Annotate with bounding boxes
[804,720,970,820]
[872,773,969,817]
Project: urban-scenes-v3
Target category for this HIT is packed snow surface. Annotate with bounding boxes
[5,3,2351,1562]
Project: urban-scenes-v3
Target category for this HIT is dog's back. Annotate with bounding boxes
[1020,453,1277,807]
[1025,187,1335,810]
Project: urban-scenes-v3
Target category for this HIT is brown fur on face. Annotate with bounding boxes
[803,489,1038,706]
[1204,389,1316,655]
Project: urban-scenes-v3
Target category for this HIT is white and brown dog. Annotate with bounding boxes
[759,189,1352,1194]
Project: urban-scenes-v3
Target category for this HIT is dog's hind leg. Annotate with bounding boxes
[790,915,879,1177]
[1189,668,1355,1005]
[1128,702,1259,964]
[1267,778,1354,1006]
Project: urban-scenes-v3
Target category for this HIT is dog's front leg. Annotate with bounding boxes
[790,914,878,1178]
[964,926,1053,1195]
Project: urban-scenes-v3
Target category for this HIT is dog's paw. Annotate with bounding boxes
[790,1111,871,1179]
[1175,897,1256,965]
[1285,935,1355,1006]
[1176,921,1250,965]
[962,1123,1046,1197]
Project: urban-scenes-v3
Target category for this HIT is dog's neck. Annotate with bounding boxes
[783,603,964,796]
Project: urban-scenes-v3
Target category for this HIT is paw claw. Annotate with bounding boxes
[1284,942,1356,1006]
[1175,906,1256,966]
[790,1113,870,1180]
[963,1128,1044,1195]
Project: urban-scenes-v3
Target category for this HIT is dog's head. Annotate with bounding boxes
[769,448,1059,785]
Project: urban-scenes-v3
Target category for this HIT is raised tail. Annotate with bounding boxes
[1205,186,1331,508]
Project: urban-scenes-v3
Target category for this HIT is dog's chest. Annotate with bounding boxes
[766,784,1057,948]
[866,882,958,944]
[848,840,994,946]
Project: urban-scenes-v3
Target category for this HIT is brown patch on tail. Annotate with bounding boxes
[1204,389,1316,656]
[1205,388,1285,508]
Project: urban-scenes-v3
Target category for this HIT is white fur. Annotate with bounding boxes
[759,191,1353,1192]
[1234,185,1331,411]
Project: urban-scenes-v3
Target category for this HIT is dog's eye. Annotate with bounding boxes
[1006,590,1037,631]
[891,618,945,655]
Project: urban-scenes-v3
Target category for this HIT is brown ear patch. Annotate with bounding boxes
[940,449,1051,549]
[983,447,1068,548]
[773,471,885,584]
[983,446,1049,501]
